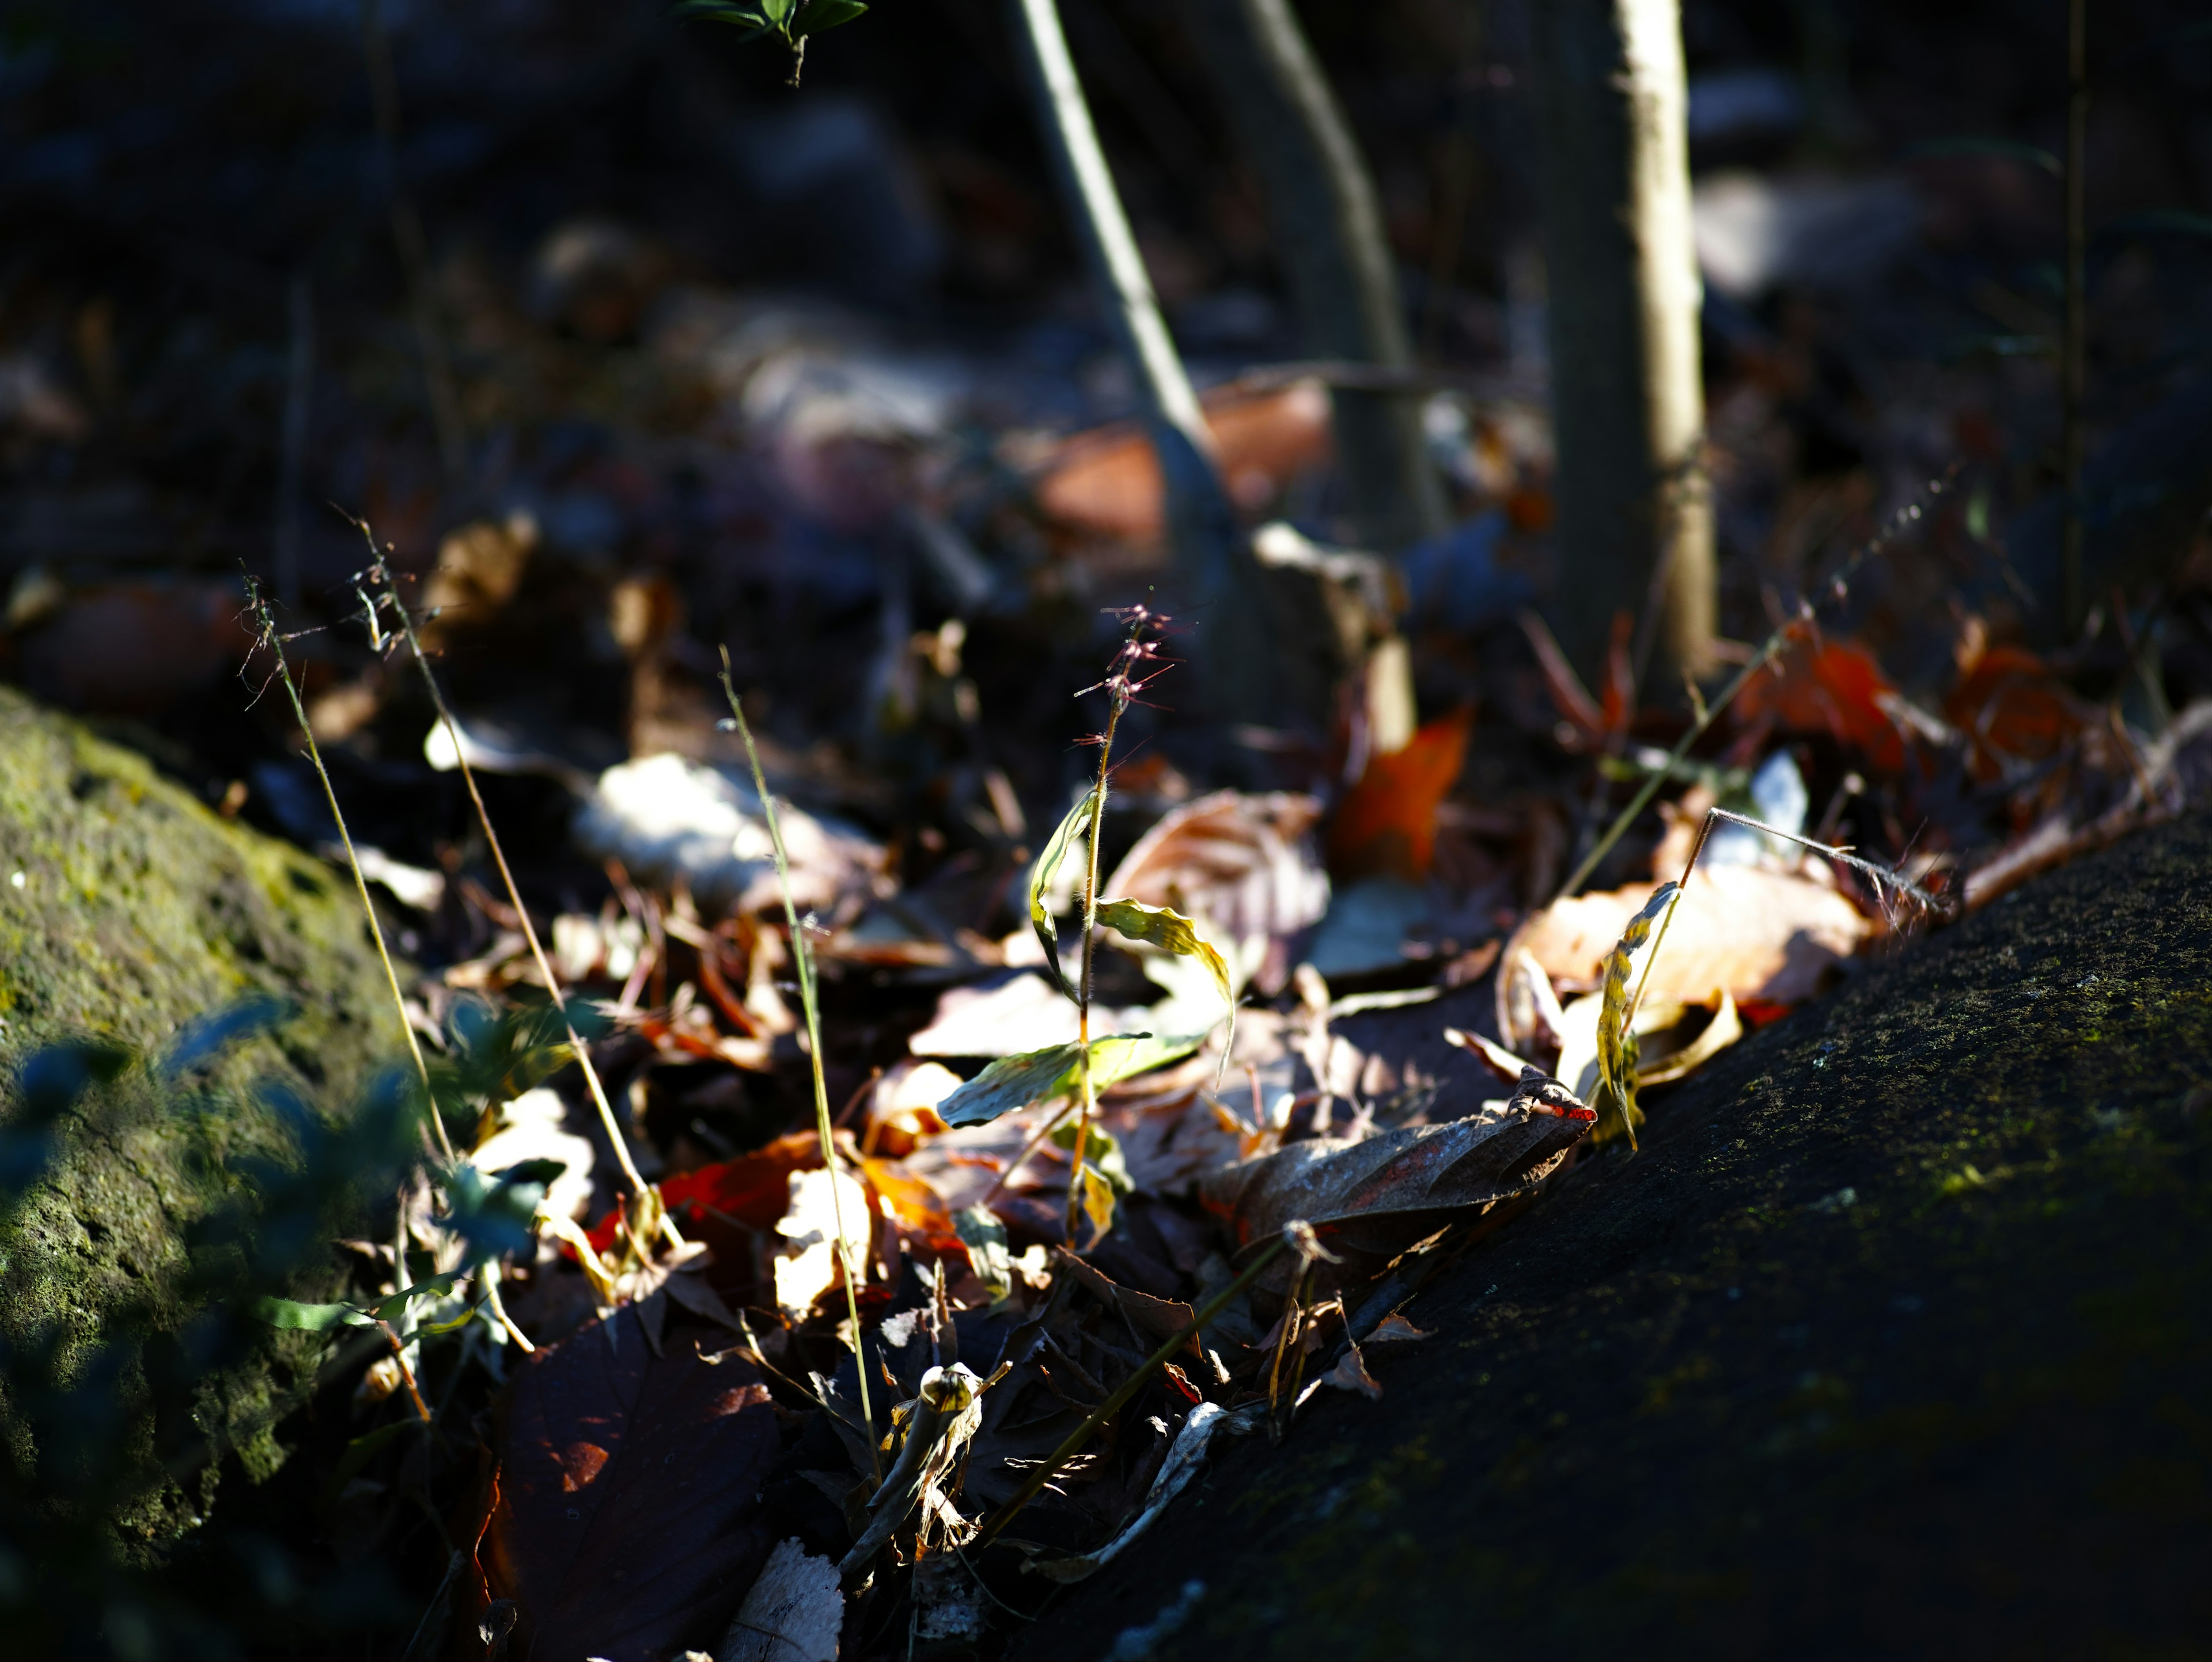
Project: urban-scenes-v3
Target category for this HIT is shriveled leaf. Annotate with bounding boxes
[772,1165,870,1318]
[1321,1340,1383,1400]
[1635,987,1744,1086]
[1029,792,1096,1000]
[484,1321,779,1661]
[935,1031,1205,1129]
[1592,882,1677,1148]
[1366,1313,1431,1343]
[1095,897,1236,1061]
[1103,790,1328,995]
[1204,1069,1595,1254]
[719,1538,840,1662]
[1510,865,1876,1006]
[1021,1402,1262,1583]
[953,1205,1012,1303]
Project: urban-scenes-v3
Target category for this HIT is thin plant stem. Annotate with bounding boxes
[1066,695,1124,1245]
[243,575,450,1164]
[1558,475,1952,900]
[358,536,670,1248]
[716,648,878,1483]
[971,1232,1289,1552]
[377,1319,434,1424]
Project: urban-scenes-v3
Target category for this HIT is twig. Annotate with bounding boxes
[1558,474,1955,900]
[378,1319,434,1424]
[357,534,672,1252]
[241,574,449,1163]
[970,1229,1294,1553]
[716,647,878,1483]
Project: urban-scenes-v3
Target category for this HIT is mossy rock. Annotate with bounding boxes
[0,689,405,1538]
[1018,809,2212,1660]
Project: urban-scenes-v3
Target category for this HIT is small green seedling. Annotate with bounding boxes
[676,0,868,85]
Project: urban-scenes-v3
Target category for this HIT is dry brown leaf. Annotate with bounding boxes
[1512,868,1877,1008]
[1103,790,1330,996]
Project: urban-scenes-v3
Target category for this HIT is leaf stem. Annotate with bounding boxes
[717,648,879,1483]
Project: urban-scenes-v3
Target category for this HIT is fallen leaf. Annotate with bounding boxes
[1321,1339,1383,1400]
[1512,866,1876,1007]
[1102,790,1330,995]
[484,1320,779,1662]
[1366,1313,1431,1343]
[1326,709,1474,881]
[1945,643,2086,782]
[773,1165,872,1317]
[718,1538,840,1662]
[935,1031,1208,1129]
[1495,944,1568,1060]
[1203,1070,1593,1255]
[1736,632,1909,773]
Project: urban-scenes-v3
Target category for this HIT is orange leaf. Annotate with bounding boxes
[1327,708,1473,880]
[1944,644,2082,781]
[1736,632,1908,773]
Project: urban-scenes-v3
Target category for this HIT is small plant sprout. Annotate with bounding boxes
[716,645,878,1481]
[352,527,679,1263]
[675,0,869,88]
[240,572,448,1164]
[933,607,1235,1244]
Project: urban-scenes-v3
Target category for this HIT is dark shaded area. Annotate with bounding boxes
[1015,809,2212,1660]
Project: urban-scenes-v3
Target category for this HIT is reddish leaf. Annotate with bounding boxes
[1736,631,1908,773]
[484,1317,780,1662]
[582,1132,821,1257]
[1944,643,2084,781]
[1327,708,1474,880]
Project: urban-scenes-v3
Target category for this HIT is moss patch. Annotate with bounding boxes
[1017,809,2212,1660]
[0,690,404,1538]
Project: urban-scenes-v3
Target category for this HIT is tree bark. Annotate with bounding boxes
[1190,0,1449,551]
[1007,0,1282,727]
[1526,0,1715,690]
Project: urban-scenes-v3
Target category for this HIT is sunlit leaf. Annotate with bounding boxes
[1593,883,1678,1148]
[954,1204,1011,1303]
[1028,790,1096,1001]
[934,1031,1205,1129]
[252,1296,376,1331]
[1095,897,1236,1043]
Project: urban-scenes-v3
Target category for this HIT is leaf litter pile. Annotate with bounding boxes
[257,498,2212,1662]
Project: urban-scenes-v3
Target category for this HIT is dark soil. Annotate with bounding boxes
[1013,810,2212,1661]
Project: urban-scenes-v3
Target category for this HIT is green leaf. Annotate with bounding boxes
[673,0,773,31]
[1050,1120,1130,1237]
[1095,897,1237,1064]
[1028,791,1096,1001]
[953,1204,1011,1304]
[793,0,867,29]
[760,0,794,24]
[253,1296,376,1332]
[935,1031,1206,1129]
[1593,882,1679,1149]
[363,1270,468,1324]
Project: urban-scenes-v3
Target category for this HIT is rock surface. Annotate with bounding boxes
[1014,809,2212,1660]
[0,690,404,1532]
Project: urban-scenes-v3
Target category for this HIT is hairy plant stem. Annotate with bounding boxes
[717,648,878,1482]
[244,577,449,1164]
[361,543,671,1255]
[1066,692,1126,1245]
[1558,475,1952,899]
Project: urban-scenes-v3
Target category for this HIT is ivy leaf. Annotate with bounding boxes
[1593,882,1679,1149]
[793,0,867,30]
[935,1031,1206,1129]
[1028,790,1097,1001]
[1094,897,1236,1065]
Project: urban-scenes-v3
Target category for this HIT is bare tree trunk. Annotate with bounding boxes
[1007,0,1282,726]
[1526,0,1714,690]
[1191,0,1449,551]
